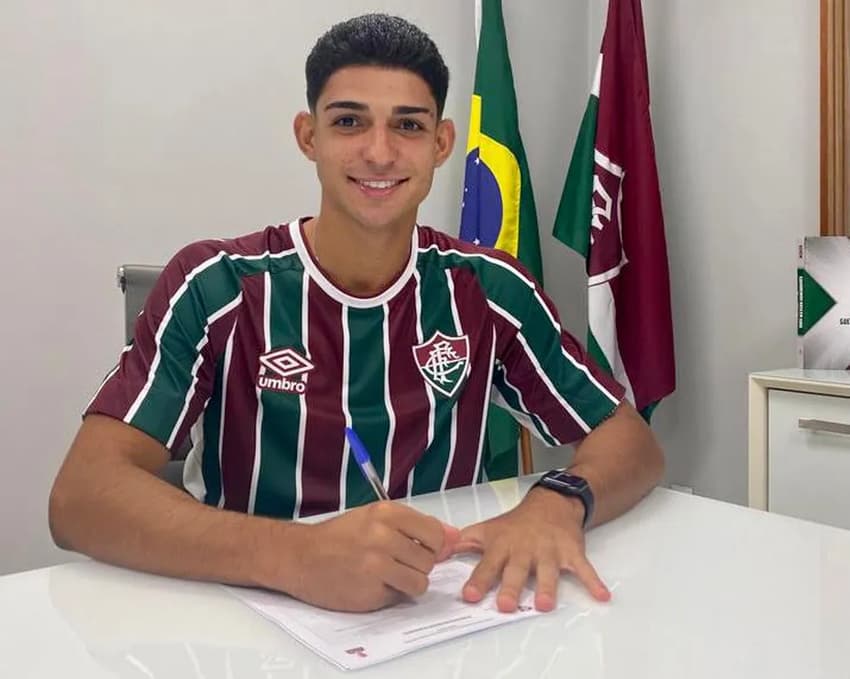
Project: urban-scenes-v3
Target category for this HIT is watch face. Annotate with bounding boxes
[546,472,588,493]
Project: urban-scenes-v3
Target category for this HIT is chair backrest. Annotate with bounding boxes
[117,265,164,344]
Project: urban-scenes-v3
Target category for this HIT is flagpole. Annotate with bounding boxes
[520,427,533,475]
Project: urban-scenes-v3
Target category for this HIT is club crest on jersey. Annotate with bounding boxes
[412,332,470,398]
[257,347,314,395]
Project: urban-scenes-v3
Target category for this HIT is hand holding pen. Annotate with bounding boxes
[276,428,459,612]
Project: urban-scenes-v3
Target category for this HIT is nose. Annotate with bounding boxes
[361,125,397,169]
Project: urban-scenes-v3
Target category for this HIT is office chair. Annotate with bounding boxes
[117,265,188,489]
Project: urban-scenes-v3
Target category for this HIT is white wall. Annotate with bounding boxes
[0,0,818,574]
[0,0,591,574]
[628,0,819,503]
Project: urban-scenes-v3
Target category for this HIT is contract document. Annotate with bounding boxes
[228,559,580,670]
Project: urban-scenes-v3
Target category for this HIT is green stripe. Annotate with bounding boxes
[201,359,225,507]
[253,269,305,518]
[552,94,599,258]
[411,270,458,495]
[344,306,390,508]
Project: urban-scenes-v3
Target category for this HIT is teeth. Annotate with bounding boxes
[359,180,400,189]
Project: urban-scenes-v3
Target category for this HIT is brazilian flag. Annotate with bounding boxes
[459,0,543,480]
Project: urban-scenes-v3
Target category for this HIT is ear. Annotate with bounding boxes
[293,111,317,161]
[433,118,456,168]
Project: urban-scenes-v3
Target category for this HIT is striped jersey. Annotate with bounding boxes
[87,218,624,518]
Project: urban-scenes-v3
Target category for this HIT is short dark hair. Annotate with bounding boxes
[305,14,450,117]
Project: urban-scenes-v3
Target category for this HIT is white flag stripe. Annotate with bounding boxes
[588,281,636,404]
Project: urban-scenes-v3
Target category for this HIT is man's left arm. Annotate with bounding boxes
[455,279,665,612]
[456,403,663,612]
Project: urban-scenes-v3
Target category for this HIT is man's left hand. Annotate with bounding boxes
[452,488,611,612]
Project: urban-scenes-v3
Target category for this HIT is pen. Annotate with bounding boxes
[345,426,391,501]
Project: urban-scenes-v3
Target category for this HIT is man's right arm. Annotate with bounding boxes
[49,414,455,612]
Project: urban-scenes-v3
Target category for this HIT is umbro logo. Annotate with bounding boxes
[257,347,314,394]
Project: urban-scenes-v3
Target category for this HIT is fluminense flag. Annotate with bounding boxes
[460,0,543,479]
[553,0,675,420]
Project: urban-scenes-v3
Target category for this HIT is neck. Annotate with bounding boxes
[303,208,416,297]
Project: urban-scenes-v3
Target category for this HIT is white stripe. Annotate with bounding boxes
[291,220,419,309]
[247,274,271,514]
[589,281,636,404]
[340,305,352,511]
[441,270,462,490]
[420,243,621,406]
[591,53,603,98]
[166,293,243,449]
[85,344,132,412]
[487,300,586,441]
[123,246,296,425]
[487,300,520,328]
[516,332,591,434]
[216,321,238,509]
[182,415,207,501]
[471,327,497,485]
[495,369,556,444]
[474,0,482,50]
[381,301,395,491]
[293,273,310,519]
[408,269,435,497]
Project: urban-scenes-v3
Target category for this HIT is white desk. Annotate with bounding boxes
[2,477,850,678]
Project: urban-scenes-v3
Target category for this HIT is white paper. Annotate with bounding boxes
[228,559,574,670]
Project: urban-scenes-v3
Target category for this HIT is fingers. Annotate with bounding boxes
[533,556,560,612]
[462,546,506,605]
[495,555,533,613]
[567,553,611,602]
[435,522,461,562]
[384,529,439,574]
[374,502,448,556]
[379,556,430,598]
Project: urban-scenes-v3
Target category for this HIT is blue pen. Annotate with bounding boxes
[345,426,391,501]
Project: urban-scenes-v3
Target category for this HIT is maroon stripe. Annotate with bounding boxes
[219,274,265,512]
[299,284,346,517]
[445,268,490,488]
[385,278,430,499]
[493,314,586,445]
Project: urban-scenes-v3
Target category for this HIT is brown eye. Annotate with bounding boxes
[333,116,359,128]
[399,118,424,132]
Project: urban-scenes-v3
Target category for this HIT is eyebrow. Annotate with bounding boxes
[323,101,434,117]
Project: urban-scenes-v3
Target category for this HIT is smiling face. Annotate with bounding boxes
[294,65,455,234]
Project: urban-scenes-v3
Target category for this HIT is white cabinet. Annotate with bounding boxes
[749,369,850,530]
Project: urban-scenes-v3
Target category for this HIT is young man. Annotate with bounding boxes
[49,14,664,614]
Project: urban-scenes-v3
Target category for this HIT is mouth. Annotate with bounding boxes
[349,177,409,197]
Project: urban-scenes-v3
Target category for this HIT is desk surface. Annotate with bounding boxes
[2,478,850,678]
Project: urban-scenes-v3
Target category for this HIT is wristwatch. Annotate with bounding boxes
[530,469,595,529]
